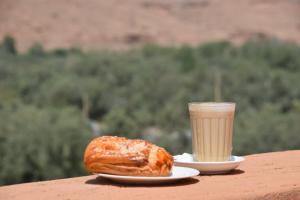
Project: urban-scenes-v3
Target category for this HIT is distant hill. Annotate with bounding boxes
[0,0,299,51]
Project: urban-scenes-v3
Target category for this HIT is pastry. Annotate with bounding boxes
[84,136,173,176]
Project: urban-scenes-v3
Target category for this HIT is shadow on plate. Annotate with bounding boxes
[85,176,199,187]
[201,169,245,176]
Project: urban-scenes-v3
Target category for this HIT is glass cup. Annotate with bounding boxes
[188,102,236,162]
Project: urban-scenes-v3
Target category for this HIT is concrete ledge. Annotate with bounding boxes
[0,151,300,200]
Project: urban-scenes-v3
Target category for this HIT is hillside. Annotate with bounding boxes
[0,0,299,51]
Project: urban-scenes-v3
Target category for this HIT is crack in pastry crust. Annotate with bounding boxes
[84,136,173,176]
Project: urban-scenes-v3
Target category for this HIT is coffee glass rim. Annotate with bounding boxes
[188,102,236,112]
[188,102,235,106]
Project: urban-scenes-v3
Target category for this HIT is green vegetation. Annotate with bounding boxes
[0,36,300,185]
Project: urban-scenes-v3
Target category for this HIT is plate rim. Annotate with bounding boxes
[97,166,200,180]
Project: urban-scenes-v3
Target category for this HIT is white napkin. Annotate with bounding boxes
[173,153,194,162]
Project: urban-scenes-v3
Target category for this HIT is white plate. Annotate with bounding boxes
[97,166,199,184]
[174,153,245,174]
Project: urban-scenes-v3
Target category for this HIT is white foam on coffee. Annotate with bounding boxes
[189,102,235,112]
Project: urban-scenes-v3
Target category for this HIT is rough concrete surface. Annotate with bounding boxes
[0,150,300,200]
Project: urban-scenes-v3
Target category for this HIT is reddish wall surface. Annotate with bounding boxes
[0,151,300,200]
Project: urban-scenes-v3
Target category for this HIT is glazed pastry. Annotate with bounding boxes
[84,136,173,176]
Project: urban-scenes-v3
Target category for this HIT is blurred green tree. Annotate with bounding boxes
[0,36,300,185]
[0,104,92,185]
[0,36,17,55]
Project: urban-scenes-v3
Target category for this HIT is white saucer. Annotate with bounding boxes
[97,166,199,184]
[174,153,245,174]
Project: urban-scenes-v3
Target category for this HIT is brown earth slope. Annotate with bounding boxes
[0,0,300,51]
[0,151,300,200]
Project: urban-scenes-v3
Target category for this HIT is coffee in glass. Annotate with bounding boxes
[189,102,236,162]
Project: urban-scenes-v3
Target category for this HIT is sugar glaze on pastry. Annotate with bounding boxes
[84,136,173,176]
